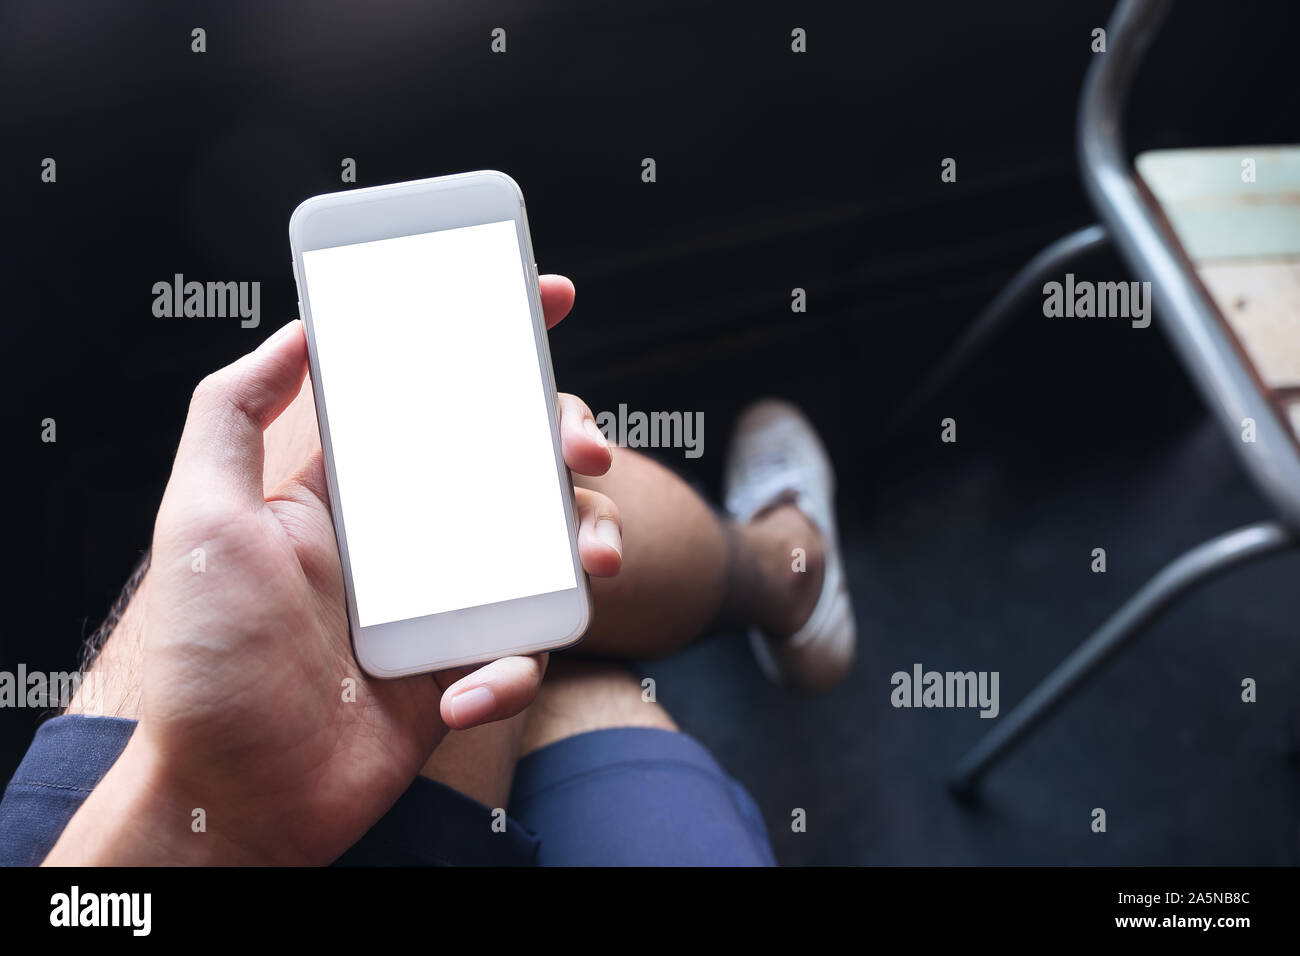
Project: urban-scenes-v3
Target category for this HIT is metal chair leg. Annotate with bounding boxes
[949,521,1295,798]
[885,224,1109,439]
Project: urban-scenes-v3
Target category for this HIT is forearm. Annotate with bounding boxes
[42,736,257,866]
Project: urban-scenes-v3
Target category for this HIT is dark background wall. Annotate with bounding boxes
[2,1,1299,864]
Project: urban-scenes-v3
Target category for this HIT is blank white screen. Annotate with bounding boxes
[302,220,576,627]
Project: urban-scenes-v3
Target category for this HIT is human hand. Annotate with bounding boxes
[45,275,618,866]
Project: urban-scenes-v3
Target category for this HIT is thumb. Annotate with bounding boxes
[166,320,308,512]
[437,655,548,730]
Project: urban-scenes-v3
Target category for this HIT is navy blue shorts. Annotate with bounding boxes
[0,715,775,866]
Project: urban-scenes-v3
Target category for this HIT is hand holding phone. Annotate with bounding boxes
[45,268,620,865]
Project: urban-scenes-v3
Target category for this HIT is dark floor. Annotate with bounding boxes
[637,387,1300,867]
[588,260,1300,866]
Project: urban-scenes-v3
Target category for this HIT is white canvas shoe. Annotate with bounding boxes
[723,400,856,693]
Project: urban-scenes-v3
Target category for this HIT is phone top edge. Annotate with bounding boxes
[290,170,526,256]
[289,170,522,244]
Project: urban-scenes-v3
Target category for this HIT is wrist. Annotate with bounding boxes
[42,732,263,866]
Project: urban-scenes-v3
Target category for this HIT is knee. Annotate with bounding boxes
[520,659,677,757]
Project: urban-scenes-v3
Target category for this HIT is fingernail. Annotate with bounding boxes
[583,417,609,449]
[595,518,622,556]
[448,685,495,726]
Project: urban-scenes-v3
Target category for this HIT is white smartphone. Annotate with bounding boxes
[288,170,591,678]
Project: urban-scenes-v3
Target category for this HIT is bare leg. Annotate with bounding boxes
[518,658,677,757]
[423,661,676,819]
[417,715,529,809]
[574,446,825,657]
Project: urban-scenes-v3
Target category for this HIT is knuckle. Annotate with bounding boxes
[580,490,620,525]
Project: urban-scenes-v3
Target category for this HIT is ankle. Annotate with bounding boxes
[740,504,826,638]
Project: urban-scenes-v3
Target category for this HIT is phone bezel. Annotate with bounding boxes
[289,170,592,678]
